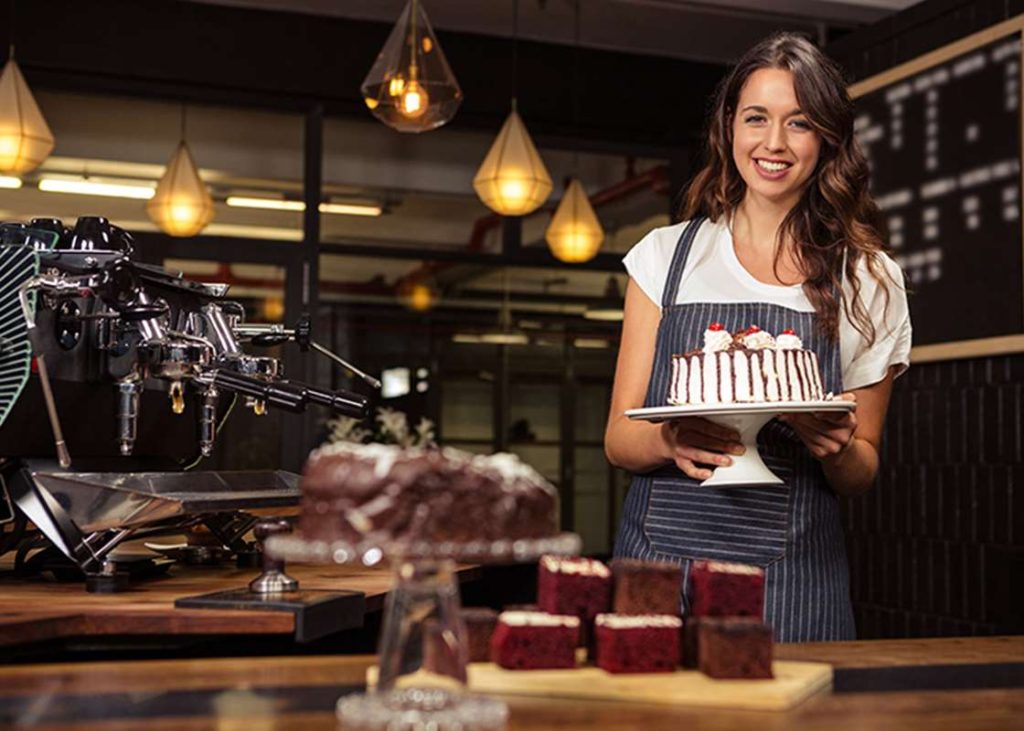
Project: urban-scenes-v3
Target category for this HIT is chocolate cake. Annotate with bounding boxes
[611,559,682,615]
[594,614,682,674]
[669,324,826,405]
[697,617,774,679]
[423,607,498,677]
[299,444,558,546]
[490,611,579,670]
[689,560,765,618]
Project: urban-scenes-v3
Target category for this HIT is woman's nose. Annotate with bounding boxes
[765,122,787,152]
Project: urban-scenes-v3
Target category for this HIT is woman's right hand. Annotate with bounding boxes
[660,418,745,480]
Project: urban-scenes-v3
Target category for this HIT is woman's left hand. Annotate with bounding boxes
[778,392,858,462]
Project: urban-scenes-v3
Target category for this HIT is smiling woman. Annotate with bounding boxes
[604,33,912,643]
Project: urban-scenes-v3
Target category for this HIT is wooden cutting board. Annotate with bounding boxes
[370,659,832,711]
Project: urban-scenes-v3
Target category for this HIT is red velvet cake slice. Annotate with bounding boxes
[537,555,612,620]
[689,560,765,618]
[594,614,682,673]
[490,611,579,670]
[611,558,683,615]
[697,617,774,679]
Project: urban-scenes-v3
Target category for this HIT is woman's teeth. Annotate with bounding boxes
[756,159,791,172]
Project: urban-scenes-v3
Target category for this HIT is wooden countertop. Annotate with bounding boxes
[0,561,481,646]
[0,637,1021,730]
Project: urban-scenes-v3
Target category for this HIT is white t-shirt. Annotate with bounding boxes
[623,217,912,391]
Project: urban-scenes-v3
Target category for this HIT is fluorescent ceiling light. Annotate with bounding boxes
[574,337,610,349]
[0,176,22,189]
[478,332,530,345]
[226,196,304,212]
[38,176,155,200]
[227,196,382,217]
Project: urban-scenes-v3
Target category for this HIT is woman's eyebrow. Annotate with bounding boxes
[739,104,804,116]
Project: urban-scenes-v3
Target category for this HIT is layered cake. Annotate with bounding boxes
[490,611,579,670]
[537,556,612,623]
[697,617,774,679]
[594,614,682,673]
[689,560,765,619]
[611,559,683,616]
[300,444,558,545]
[669,324,826,405]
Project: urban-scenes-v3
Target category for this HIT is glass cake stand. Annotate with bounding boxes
[267,532,582,730]
[626,400,856,487]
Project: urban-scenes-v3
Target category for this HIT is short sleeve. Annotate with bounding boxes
[621,225,680,310]
[841,254,912,391]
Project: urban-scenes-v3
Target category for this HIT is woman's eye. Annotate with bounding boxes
[744,114,766,124]
[790,119,812,130]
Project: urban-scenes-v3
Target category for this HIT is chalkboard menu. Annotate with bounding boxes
[852,33,1023,348]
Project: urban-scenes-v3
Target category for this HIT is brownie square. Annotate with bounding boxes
[611,559,683,615]
[594,614,681,673]
[490,611,579,670]
[689,560,765,618]
[697,617,773,679]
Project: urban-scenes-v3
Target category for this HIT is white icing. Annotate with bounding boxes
[540,555,610,577]
[720,352,733,403]
[704,560,764,576]
[703,329,732,354]
[751,352,766,402]
[763,352,779,401]
[595,614,682,629]
[741,330,776,350]
[776,333,803,350]
[688,355,701,404]
[734,351,750,402]
[499,611,580,628]
[704,353,718,404]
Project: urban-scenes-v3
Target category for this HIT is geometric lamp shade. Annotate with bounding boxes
[473,108,552,217]
[360,0,462,133]
[0,58,55,174]
[545,178,604,263]
[145,141,214,237]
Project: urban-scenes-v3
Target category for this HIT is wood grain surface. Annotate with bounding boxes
[0,561,481,646]
[0,638,1021,730]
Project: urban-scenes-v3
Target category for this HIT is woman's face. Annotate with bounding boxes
[731,67,821,208]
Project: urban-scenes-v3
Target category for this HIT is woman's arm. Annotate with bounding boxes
[605,279,743,476]
[779,367,897,497]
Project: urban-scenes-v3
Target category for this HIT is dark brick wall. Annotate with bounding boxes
[844,356,1024,638]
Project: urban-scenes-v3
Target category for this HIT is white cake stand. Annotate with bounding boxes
[626,400,855,487]
[267,532,582,730]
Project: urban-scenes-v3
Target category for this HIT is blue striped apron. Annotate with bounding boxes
[613,217,856,642]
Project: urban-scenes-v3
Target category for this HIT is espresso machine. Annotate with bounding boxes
[0,217,376,592]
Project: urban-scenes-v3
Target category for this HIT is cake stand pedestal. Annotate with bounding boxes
[268,533,581,730]
[626,400,856,487]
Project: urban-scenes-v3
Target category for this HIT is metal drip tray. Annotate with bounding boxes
[27,470,299,532]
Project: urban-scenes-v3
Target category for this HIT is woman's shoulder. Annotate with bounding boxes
[850,249,907,294]
[628,217,724,259]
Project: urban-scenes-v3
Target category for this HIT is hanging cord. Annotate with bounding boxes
[8,0,15,60]
[572,0,581,174]
[180,103,187,143]
[409,0,419,78]
[510,0,519,111]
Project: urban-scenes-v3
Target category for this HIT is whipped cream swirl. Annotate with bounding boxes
[703,328,733,353]
[776,332,803,350]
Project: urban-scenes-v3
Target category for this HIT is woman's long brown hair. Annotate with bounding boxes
[681,32,892,343]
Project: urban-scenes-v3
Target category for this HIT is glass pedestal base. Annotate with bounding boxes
[337,687,508,731]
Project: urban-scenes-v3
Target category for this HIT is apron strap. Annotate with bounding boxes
[662,216,706,309]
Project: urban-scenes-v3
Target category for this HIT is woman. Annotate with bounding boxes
[605,33,911,641]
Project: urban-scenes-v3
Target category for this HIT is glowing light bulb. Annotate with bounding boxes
[498,176,529,209]
[0,136,20,169]
[399,81,429,118]
[388,75,406,97]
[171,203,194,224]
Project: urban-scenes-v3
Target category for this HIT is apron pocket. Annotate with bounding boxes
[642,462,793,567]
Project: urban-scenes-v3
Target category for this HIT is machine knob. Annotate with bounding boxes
[248,519,299,594]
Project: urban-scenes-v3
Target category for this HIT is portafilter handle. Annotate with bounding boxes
[249,519,299,594]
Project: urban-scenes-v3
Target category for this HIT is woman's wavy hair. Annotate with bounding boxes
[680,32,891,343]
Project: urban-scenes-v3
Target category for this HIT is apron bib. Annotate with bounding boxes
[613,217,856,641]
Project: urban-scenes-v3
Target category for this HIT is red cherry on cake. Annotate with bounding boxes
[746,325,761,333]
[708,322,725,331]
[781,328,796,335]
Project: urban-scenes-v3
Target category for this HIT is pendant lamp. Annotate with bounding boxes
[146,108,214,237]
[360,0,462,133]
[473,105,552,216]
[545,178,604,263]
[0,54,54,174]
